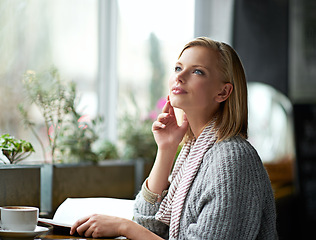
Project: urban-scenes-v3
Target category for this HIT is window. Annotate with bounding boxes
[0,0,98,162]
[0,0,194,163]
[116,0,195,118]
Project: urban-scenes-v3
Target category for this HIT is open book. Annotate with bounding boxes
[39,197,135,232]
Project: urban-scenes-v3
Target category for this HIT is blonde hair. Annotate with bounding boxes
[180,37,248,142]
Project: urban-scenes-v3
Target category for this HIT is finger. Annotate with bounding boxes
[76,221,91,236]
[156,113,169,122]
[161,100,172,114]
[84,225,94,238]
[180,113,189,130]
[152,121,166,131]
[182,113,188,123]
[162,101,176,120]
[157,113,169,121]
[156,112,176,127]
[70,216,90,235]
[168,102,175,116]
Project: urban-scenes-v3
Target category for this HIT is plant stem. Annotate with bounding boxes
[28,123,47,161]
[13,152,32,164]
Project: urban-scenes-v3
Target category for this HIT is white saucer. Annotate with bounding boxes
[0,226,49,239]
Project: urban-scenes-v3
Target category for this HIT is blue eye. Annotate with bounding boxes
[175,66,182,72]
[194,69,204,75]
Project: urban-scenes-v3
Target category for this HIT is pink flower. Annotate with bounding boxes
[48,124,60,141]
[156,97,167,110]
[78,114,91,123]
[148,111,158,121]
[78,124,88,129]
[78,114,90,129]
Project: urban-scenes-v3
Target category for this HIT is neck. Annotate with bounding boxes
[186,112,215,138]
[181,104,220,138]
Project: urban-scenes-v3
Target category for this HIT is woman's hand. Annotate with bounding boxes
[152,97,188,150]
[70,214,126,238]
[148,96,189,197]
[70,214,164,240]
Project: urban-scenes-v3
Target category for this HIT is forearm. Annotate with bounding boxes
[120,219,164,240]
[149,98,188,195]
[147,147,177,195]
[134,192,169,238]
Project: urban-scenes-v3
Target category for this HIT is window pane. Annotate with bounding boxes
[0,0,98,162]
[117,0,195,116]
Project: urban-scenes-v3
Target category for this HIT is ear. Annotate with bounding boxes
[215,83,233,103]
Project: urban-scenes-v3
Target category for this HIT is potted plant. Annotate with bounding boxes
[94,139,119,161]
[19,67,105,163]
[118,93,163,162]
[17,67,135,214]
[0,134,40,208]
[0,133,35,164]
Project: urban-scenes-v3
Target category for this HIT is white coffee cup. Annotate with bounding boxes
[0,206,39,231]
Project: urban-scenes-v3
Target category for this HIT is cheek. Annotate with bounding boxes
[168,75,174,90]
[194,82,216,103]
[194,81,209,95]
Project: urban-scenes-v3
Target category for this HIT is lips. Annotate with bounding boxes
[171,86,187,94]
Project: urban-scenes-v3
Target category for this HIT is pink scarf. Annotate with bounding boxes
[155,121,217,238]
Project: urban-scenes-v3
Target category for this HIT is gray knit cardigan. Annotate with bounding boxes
[133,136,278,239]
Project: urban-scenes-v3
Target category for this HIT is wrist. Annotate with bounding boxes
[117,218,133,237]
[143,178,168,204]
[158,142,179,152]
[119,218,163,240]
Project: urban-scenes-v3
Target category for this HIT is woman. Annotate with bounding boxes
[70,37,278,239]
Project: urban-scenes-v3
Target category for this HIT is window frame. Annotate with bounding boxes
[98,0,118,143]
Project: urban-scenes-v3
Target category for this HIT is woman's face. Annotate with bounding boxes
[169,46,225,116]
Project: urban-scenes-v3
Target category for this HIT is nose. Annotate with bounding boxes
[175,71,185,84]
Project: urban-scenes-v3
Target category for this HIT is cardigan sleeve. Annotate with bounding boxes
[133,182,169,239]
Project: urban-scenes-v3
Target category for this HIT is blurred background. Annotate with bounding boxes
[0,0,315,238]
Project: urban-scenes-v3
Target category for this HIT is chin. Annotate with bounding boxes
[170,99,183,110]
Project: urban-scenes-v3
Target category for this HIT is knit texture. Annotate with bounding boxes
[133,136,278,239]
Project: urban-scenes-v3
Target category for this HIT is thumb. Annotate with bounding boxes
[180,113,189,131]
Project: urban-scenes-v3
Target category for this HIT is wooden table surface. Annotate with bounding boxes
[35,228,125,240]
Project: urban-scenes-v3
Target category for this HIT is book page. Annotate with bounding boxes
[53,197,135,224]
[39,197,135,227]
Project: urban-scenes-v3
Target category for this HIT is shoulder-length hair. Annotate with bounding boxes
[180,37,248,142]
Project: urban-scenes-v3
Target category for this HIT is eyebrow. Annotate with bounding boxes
[175,62,210,70]
[192,64,210,70]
